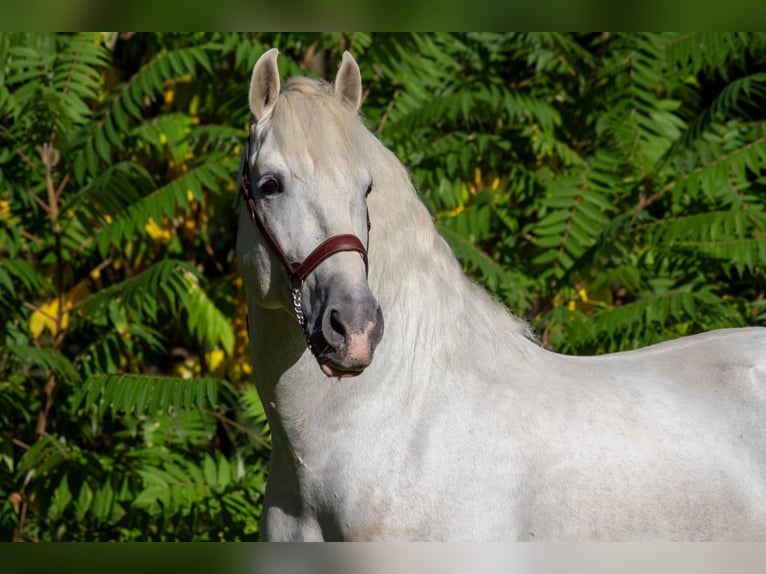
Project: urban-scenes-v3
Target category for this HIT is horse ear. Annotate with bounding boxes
[334,51,363,112]
[249,48,281,121]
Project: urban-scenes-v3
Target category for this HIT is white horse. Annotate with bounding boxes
[236,49,766,541]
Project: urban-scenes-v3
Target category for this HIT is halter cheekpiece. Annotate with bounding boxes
[240,137,371,355]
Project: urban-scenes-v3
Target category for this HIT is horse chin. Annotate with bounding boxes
[319,361,367,379]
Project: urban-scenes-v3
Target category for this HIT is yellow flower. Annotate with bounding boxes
[449,204,465,217]
[29,298,63,338]
[29,281,90,338]
[145,217,172,243]
[205,349,226,378]
[0,200,10,219]
[189,95,199,116]
[173,356,200,379]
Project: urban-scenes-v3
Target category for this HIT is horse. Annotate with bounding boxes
[236,48,766,541]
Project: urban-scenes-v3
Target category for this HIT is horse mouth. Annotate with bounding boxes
[319,361,367,378]
[311,336,370,378]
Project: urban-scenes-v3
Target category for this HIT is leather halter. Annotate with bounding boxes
[239,137,370,352]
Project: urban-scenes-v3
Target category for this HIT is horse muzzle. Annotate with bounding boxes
[310,299,384,378]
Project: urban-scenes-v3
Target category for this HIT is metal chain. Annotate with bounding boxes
[291,285,314,353]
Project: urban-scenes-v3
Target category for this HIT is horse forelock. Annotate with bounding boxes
[257,77,370,176]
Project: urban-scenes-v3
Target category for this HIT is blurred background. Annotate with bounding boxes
[1,32,765,541]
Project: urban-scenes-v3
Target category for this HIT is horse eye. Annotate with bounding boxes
[365,180,373,197]
[259,175,282,196]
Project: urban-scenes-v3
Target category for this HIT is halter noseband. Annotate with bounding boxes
[240,137,370,354]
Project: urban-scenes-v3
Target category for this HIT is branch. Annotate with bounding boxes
[635,180,676,211]
[376,89,400,134]
[208,410,270,448]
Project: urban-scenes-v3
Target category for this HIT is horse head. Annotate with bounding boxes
[237,49,384,378]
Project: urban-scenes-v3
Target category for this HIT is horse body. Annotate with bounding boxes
[237,49,766,541]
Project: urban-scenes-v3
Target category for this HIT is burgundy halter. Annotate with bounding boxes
[240,137,370,353]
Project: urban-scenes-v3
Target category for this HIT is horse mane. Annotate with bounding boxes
[370,147,536,352]
[349,110,538,357]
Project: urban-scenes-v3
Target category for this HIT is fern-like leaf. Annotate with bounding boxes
[74,374,221,417]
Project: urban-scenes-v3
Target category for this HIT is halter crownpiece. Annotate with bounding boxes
[240,137,371,354]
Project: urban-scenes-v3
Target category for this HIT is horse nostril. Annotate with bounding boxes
[329,309,347,340]
[321,308,350,351]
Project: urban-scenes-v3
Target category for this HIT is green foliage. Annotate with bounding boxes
[2,32,765,541]
[0,32,271,541]
[75,374,220,416]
